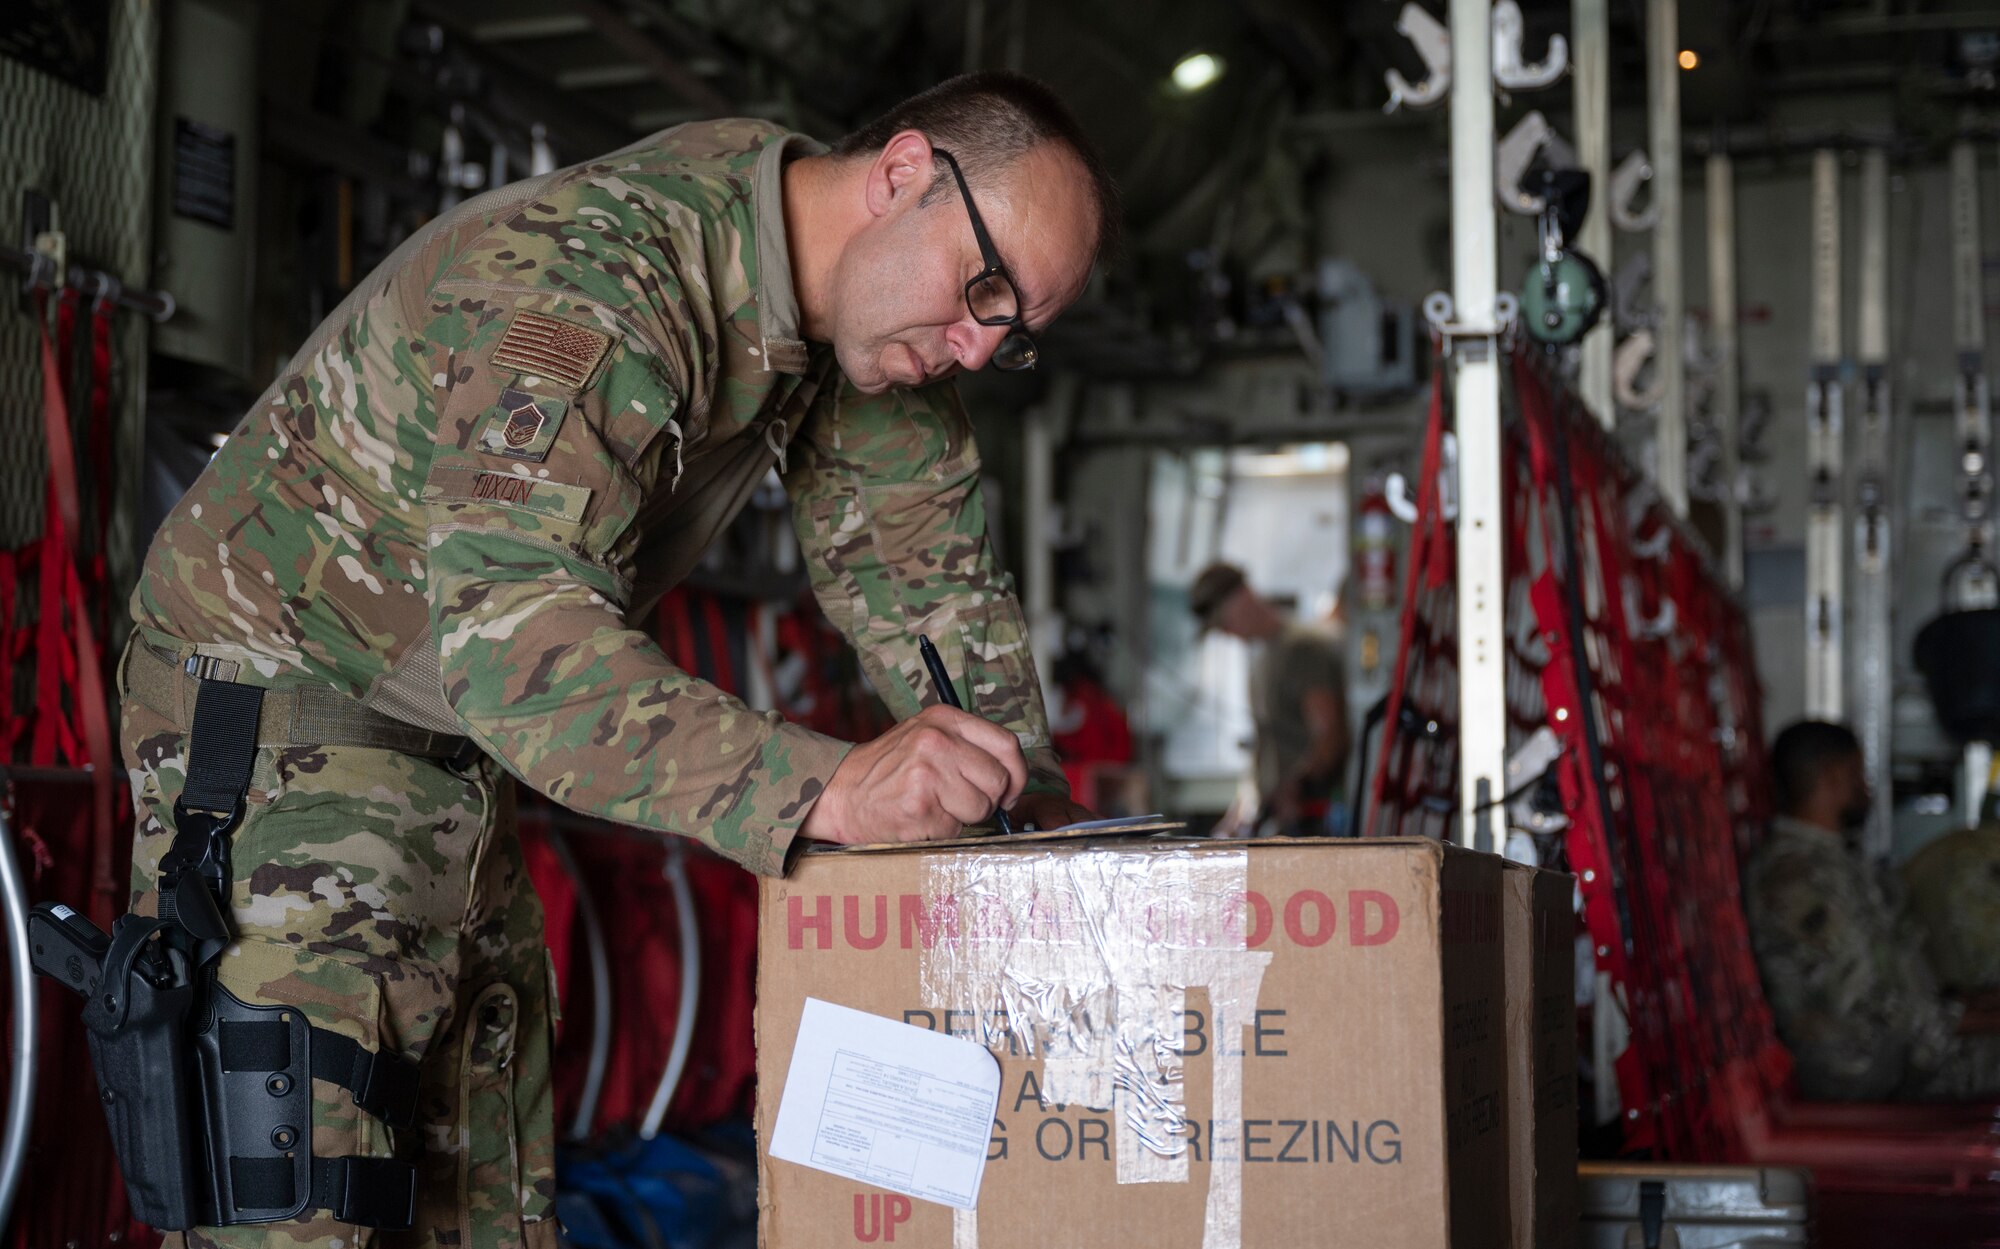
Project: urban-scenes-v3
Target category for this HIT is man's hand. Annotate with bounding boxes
[801,705,1029,845]
[1010,791,1098,832]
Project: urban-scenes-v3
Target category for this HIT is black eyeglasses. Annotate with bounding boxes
[932,148,1038,371]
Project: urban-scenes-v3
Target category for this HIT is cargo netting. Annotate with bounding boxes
[1366,346,1785,1159]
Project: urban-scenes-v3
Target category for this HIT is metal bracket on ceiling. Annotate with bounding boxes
[1422,290,1520,341]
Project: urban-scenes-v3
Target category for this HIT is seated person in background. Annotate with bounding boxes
[1745,720,2000,1101]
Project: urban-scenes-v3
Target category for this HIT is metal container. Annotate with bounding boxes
[1578,1162,1811,1249]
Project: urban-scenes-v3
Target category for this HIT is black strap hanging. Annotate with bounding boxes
[157,675,265,966]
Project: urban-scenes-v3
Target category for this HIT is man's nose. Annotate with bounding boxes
[949,318,1009,372]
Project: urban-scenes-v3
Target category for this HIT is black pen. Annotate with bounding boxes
[917,634,1018,836]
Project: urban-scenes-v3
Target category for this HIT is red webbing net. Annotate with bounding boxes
[4,292,140,1247]
[1368,346,1786,1159]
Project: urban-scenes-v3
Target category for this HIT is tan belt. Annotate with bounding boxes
[126,642,474,762]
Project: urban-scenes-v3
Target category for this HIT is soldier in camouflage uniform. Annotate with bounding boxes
[1744,721,2000,1101]
[122,71,1112,1246]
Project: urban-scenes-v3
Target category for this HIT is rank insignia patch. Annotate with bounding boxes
[476,388,567,461]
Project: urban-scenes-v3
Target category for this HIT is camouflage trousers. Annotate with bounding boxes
[120,647,559,1248]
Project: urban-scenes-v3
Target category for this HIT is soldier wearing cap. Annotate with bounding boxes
[122,71,1109,1245]
[1188,561,1350,838]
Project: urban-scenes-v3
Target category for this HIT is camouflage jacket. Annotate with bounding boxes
[131,118,1064,877]
[1743,817,1959,1099]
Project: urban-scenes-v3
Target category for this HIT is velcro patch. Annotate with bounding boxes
[424,471,591,523]
[475,388,567,461]
[490,311,612,390]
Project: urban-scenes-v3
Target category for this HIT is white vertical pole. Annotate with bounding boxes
[1853,149,1893,856]
[1805,150,1845,721]
[1647,0,1686,513]
[1951,140,1994,579]
[1950,141,1994,825]
[1707,152,1743,588]
[1575,0,1614,428]
[1450,0,1506,853]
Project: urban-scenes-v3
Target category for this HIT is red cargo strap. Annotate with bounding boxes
[1366,351,1446,832]
[35,295,119,911]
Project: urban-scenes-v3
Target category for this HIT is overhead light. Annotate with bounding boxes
[1678,49,1699,70]
[1171,52,1224,94]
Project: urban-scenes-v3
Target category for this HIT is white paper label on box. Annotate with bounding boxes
[770,997,1001,1210]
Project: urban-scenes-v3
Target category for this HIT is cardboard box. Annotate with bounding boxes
[1501,862,1580,1249]
[757,836,1514,1248]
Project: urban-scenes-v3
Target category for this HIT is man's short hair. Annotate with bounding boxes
[1188,562,1248,632]
[834,71,1121,264]
[1770,720,1861,814]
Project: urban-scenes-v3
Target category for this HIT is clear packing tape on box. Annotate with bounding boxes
[916,845,1272,1249]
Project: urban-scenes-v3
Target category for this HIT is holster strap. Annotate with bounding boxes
[129,642,472,761]
[311,1028,422,1130]
[227,1155,416,1229]
[216,1019,421,1130]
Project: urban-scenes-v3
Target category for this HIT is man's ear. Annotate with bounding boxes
[864,129,935,219]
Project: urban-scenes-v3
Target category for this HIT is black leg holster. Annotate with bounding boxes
[30,672,420,1230]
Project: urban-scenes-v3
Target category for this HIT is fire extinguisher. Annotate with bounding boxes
[1355,477,1397,613]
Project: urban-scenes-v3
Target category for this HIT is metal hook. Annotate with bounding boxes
[1611,252,1654,332]
[1738,465,1778,515]
[1496,111,1577,215]
[1686,437,1725,503]
[1624,479,1660,530]
[1632,525,1673,561]
[1941,546,2000,613]
[1492,0,1568,92]
[1384,431,1460,525]
[1614,330,1666,412]
[1610,150,1659,232]
[1623,577,1678,638]
[1624,479,1673,560]
[1504,726,1571,836]
[1423,291,1455,331]
[1383,3,1451,113]
[89,272,122,318]
[1442,448,1465,523]
[1385,473,1421,523]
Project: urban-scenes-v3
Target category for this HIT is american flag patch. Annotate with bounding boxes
[490,310,612,390]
